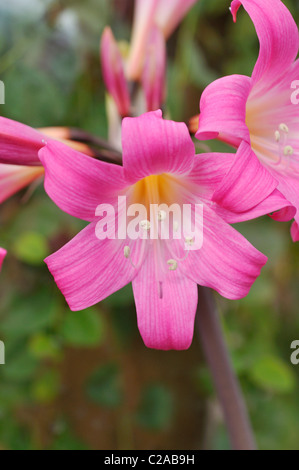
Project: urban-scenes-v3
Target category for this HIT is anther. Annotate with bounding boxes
[185,237,194,247]
[275,131,281,142]
[167,259,178,271]
[124,246,131,258]
[279,123,289,133]
[173,221,179,233]
[124,245,137,268]
[284,145,294,156]
[158,210,167,222]
[140,220,151,231]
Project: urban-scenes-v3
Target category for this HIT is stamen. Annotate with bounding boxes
[284,145,294,156]
[273,126,288,167]
[124,246,130,258]
[124,245,136,268]
[167,259,178,271]
[279,123,289,134]
[173,221,179,233]
[185,237,194,247]
[140,220,151,231]
[158,210,167,222]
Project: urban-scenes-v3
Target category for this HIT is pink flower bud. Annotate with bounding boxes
[127,0,197,81]
[127,0,159,81]
[142,27,166,112]
[0,248,7,271]
[100,27,131,118]
[155,0,198,38]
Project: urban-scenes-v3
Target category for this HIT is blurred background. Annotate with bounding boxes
[0,0,299,450]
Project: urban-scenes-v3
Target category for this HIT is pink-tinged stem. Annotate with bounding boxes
[197,287,257,451]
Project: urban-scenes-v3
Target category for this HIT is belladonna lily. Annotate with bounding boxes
[0,117,100,203]
[0,248,6,271]
[39,110,293,350]
[195,0,299,240]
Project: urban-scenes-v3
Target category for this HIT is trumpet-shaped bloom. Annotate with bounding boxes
[39,111,292,350]
[0,248,6,271]
[127,0,197,80]
[196,0,299,237]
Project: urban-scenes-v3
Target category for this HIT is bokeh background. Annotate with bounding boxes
[0,0,299,450]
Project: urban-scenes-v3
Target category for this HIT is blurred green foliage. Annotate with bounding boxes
[0,0,299,451]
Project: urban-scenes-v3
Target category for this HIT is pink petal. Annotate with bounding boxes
[291,221,299,243]
[231,0,299,89]
[271,173,299,226]
[142,26,166,112]
[155,0,197,38]
[211,141,295,222]
[0,164,44,203]
[39,141,127,222]
[267,205,296,223]
[100,27,131,117]
[133,251,198,350]
[122,110,195,184]
[0,248,7,270]
[186,152,235,200]
[0,117,47,165]
[45,222,141,311]
[181,205,267,300]
[196,75,252,145]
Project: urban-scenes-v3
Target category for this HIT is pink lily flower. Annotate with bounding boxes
[196,0,299,239]
[127,0,197,80]
[39,110,292,350]
[0,248,6,271]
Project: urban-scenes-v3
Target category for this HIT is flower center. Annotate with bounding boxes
[246,90,297,173]
[123,173,195,281]
[131,173,179,211]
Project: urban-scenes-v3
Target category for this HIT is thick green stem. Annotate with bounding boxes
[197,287,257,450]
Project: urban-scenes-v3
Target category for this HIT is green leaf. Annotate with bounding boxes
[51,422,87,451]
[61,308,105,347]
[12,231,49,266]
[136,384,174,431]
[85,363,123,408]
[28,334,61,360]
[1,290,57,339]
[250,356,296,394]
[31,370,60,404]
[2,350,38,383]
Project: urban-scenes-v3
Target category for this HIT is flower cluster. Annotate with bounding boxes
[0,0,298,350]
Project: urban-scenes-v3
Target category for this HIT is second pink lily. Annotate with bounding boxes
[196,0,299,240]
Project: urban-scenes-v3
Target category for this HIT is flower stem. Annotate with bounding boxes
[197,287,257,450]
